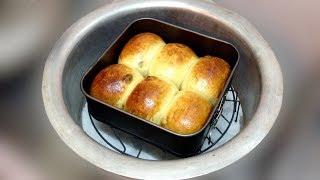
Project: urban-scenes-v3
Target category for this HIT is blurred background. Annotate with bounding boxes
[0,0,319,179]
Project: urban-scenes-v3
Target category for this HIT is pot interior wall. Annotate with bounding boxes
[62,6,261,144]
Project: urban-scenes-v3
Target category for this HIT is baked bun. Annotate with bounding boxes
[181,56,230,105]
[149,43,198,87]
[163,91,212,135]
[90,32,232,135]
[90,64,143,108]
[124,76,178,125]
[118,32,165,76]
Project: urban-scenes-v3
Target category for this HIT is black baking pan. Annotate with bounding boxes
[81,18,239,157]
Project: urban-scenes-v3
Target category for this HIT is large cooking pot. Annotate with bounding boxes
[42,0,283,179]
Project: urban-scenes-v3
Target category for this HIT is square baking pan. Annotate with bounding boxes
[81,18,239,157]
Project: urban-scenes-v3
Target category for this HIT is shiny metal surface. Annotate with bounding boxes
[42,0,282,179]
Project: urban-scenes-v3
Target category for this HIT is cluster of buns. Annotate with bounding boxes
[90,32,230,135]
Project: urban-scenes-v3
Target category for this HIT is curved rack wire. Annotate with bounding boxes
[86,86,241,160]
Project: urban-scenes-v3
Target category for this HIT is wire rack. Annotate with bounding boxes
[83,86,242,160]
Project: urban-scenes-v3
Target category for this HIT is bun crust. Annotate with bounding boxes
[163,91,212,135]
[125,76,178,125]
[90,64,143,108]
[149,43,198,87]
[91,32,231,135]
[118,33,165,76]
[182,56,230,104]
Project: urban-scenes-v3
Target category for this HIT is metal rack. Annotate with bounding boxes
[86,86,241,160]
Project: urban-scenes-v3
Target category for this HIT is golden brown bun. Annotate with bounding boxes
[90,64,143,108]
[149,43,198,87]
[124,76,178,125]
[163,91,212,135]
[181,56,230,105]
[118,33,165,76]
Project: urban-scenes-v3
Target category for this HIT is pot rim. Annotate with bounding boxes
[42,0,283,179]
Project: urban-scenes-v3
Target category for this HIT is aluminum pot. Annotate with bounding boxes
[42,0,283,179]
